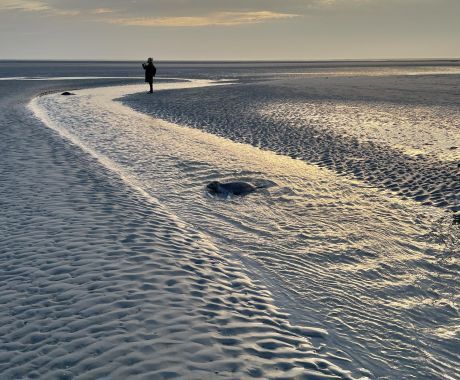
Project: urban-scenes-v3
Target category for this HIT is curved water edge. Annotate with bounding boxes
[3,81,366,380]
[120,76,460,212]
[30,81,459,379]
[1,79,365,380]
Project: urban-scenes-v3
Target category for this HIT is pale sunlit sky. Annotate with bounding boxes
[0,0,459,60]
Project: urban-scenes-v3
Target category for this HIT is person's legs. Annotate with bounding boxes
[149,81,153,93]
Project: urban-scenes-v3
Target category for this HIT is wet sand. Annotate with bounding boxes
[0,79,361,379]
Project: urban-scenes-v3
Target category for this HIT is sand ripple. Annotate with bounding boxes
[30,81,459,379]
[1,86,363,380]
[121,75,459,212]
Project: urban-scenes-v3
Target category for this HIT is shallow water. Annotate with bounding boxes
[4,78,369,380]
[122,75,460,212]
[32,77,459,379]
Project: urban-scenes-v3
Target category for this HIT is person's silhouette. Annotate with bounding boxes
[142,58,157,93]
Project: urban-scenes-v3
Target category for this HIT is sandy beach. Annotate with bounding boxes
[1,61,459,379]
[1,77,364,379]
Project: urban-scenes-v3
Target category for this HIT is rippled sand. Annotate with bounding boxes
[1,80,368,379]
[122,75,459,212]
[31,76,459,379]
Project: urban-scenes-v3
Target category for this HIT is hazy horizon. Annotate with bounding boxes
[1,58,460,62]
[1,0,459,61]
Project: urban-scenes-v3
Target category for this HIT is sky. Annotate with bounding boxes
[0,0,459,60]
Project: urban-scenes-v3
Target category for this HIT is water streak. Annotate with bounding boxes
[31,81,459,379]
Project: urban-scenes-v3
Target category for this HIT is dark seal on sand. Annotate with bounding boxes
[61,91,75,96]
[206,181,258,197]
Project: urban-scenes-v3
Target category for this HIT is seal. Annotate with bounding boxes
[206,181,258,197]
[61,91,75,96]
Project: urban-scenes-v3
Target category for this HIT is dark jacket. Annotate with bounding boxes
[142,62,156,83]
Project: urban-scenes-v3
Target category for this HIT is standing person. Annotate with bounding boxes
[142,58,156,93]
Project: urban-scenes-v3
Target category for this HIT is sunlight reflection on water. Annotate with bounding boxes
[31,81,459,379]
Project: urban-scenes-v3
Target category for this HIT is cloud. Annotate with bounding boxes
[108,11,299,27]
[54,9,80,16]
[91,8,114,15]
[0,0,389,21]
[0,1,298,26]
[0,0,50,12]
[0,0,80,15]
[4,0,431,26]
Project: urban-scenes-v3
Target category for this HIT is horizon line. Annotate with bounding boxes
[1,58,459,63]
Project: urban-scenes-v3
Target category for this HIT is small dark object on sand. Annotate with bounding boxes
[453,214,460,225]
[61,91,75,96]
[207,181,258,197]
